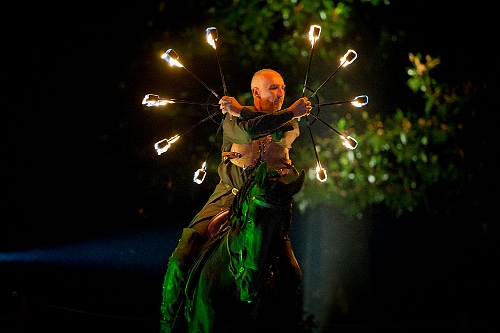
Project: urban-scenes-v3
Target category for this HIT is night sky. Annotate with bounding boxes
[12,1,494,246]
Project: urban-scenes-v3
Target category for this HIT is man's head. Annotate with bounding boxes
[251,69,285,112]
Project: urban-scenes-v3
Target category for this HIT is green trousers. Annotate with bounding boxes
[160,228,206,333]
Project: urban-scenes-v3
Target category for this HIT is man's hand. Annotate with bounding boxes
[219,96,243,117]
[288,97,312,119]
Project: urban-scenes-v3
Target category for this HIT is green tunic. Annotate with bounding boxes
[188,106,300,229]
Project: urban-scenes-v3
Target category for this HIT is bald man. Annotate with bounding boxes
[160,69,311,332]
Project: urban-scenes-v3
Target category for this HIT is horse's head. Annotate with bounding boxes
[228,162,305,303]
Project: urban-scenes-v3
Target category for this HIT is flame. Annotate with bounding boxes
[142,94,175,107]
[154,134,180,155]
[308,25,321,47]
[315,163,327,182]
[161,49,183,67]
[351,95,368,107]
[193,161,207,184]
[206,27,217,49]
[341,135,358,150]
[340,49,357,67]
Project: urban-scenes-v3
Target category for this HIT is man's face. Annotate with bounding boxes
[253,72,286,112]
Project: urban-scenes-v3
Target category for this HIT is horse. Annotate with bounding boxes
[180,162,305,333]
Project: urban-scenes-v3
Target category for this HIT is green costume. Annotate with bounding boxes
[160,107,302,333]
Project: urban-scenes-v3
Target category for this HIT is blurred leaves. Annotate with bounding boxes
[295,52,491,222]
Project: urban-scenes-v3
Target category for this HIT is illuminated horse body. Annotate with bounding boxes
[182,162,305,333]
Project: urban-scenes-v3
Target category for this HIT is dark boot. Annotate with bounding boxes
[279,233,302,284]
[160,228,206,333]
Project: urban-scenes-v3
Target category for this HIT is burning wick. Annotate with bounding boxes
[193,161,207,184]
[315,162,327,182]
[313,95,369,108]
[205,26,228,97]
[341,135,358,150]
[351,95,368,107]
[154,135,180,155]
[142,94,219,107]
[340,49,357,67]
[302,24,322,97]
[206,27,217,49]
[161,49,183,67]
[308,25,321,47]
[142,94,174,107]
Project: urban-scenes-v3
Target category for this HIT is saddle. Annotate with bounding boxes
[206,209,229,239]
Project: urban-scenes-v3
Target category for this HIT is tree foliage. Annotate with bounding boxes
[148,0,493,224]
[296,52,490,220]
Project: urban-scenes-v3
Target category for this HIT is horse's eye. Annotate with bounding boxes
[242,219,254,231]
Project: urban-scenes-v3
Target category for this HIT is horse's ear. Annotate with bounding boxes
[289,169,305,196]
[256,162,268,185]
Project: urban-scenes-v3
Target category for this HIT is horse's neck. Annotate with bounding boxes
[185,229,229,299]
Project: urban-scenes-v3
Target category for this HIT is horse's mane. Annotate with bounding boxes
[229,166,282,222]
[230,170,256,219]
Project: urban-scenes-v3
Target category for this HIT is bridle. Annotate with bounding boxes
[251,194,291,210]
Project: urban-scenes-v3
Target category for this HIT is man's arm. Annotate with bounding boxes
[223,110,296,143]
[220,96,311,143]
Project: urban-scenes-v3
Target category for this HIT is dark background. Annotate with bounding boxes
[3,1,496,332]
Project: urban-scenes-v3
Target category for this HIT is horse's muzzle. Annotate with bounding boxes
[237,269,264,303]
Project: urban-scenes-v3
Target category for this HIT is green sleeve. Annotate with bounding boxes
[223,109,294,144]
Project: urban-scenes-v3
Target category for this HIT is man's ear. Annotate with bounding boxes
[252,87,260,97]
